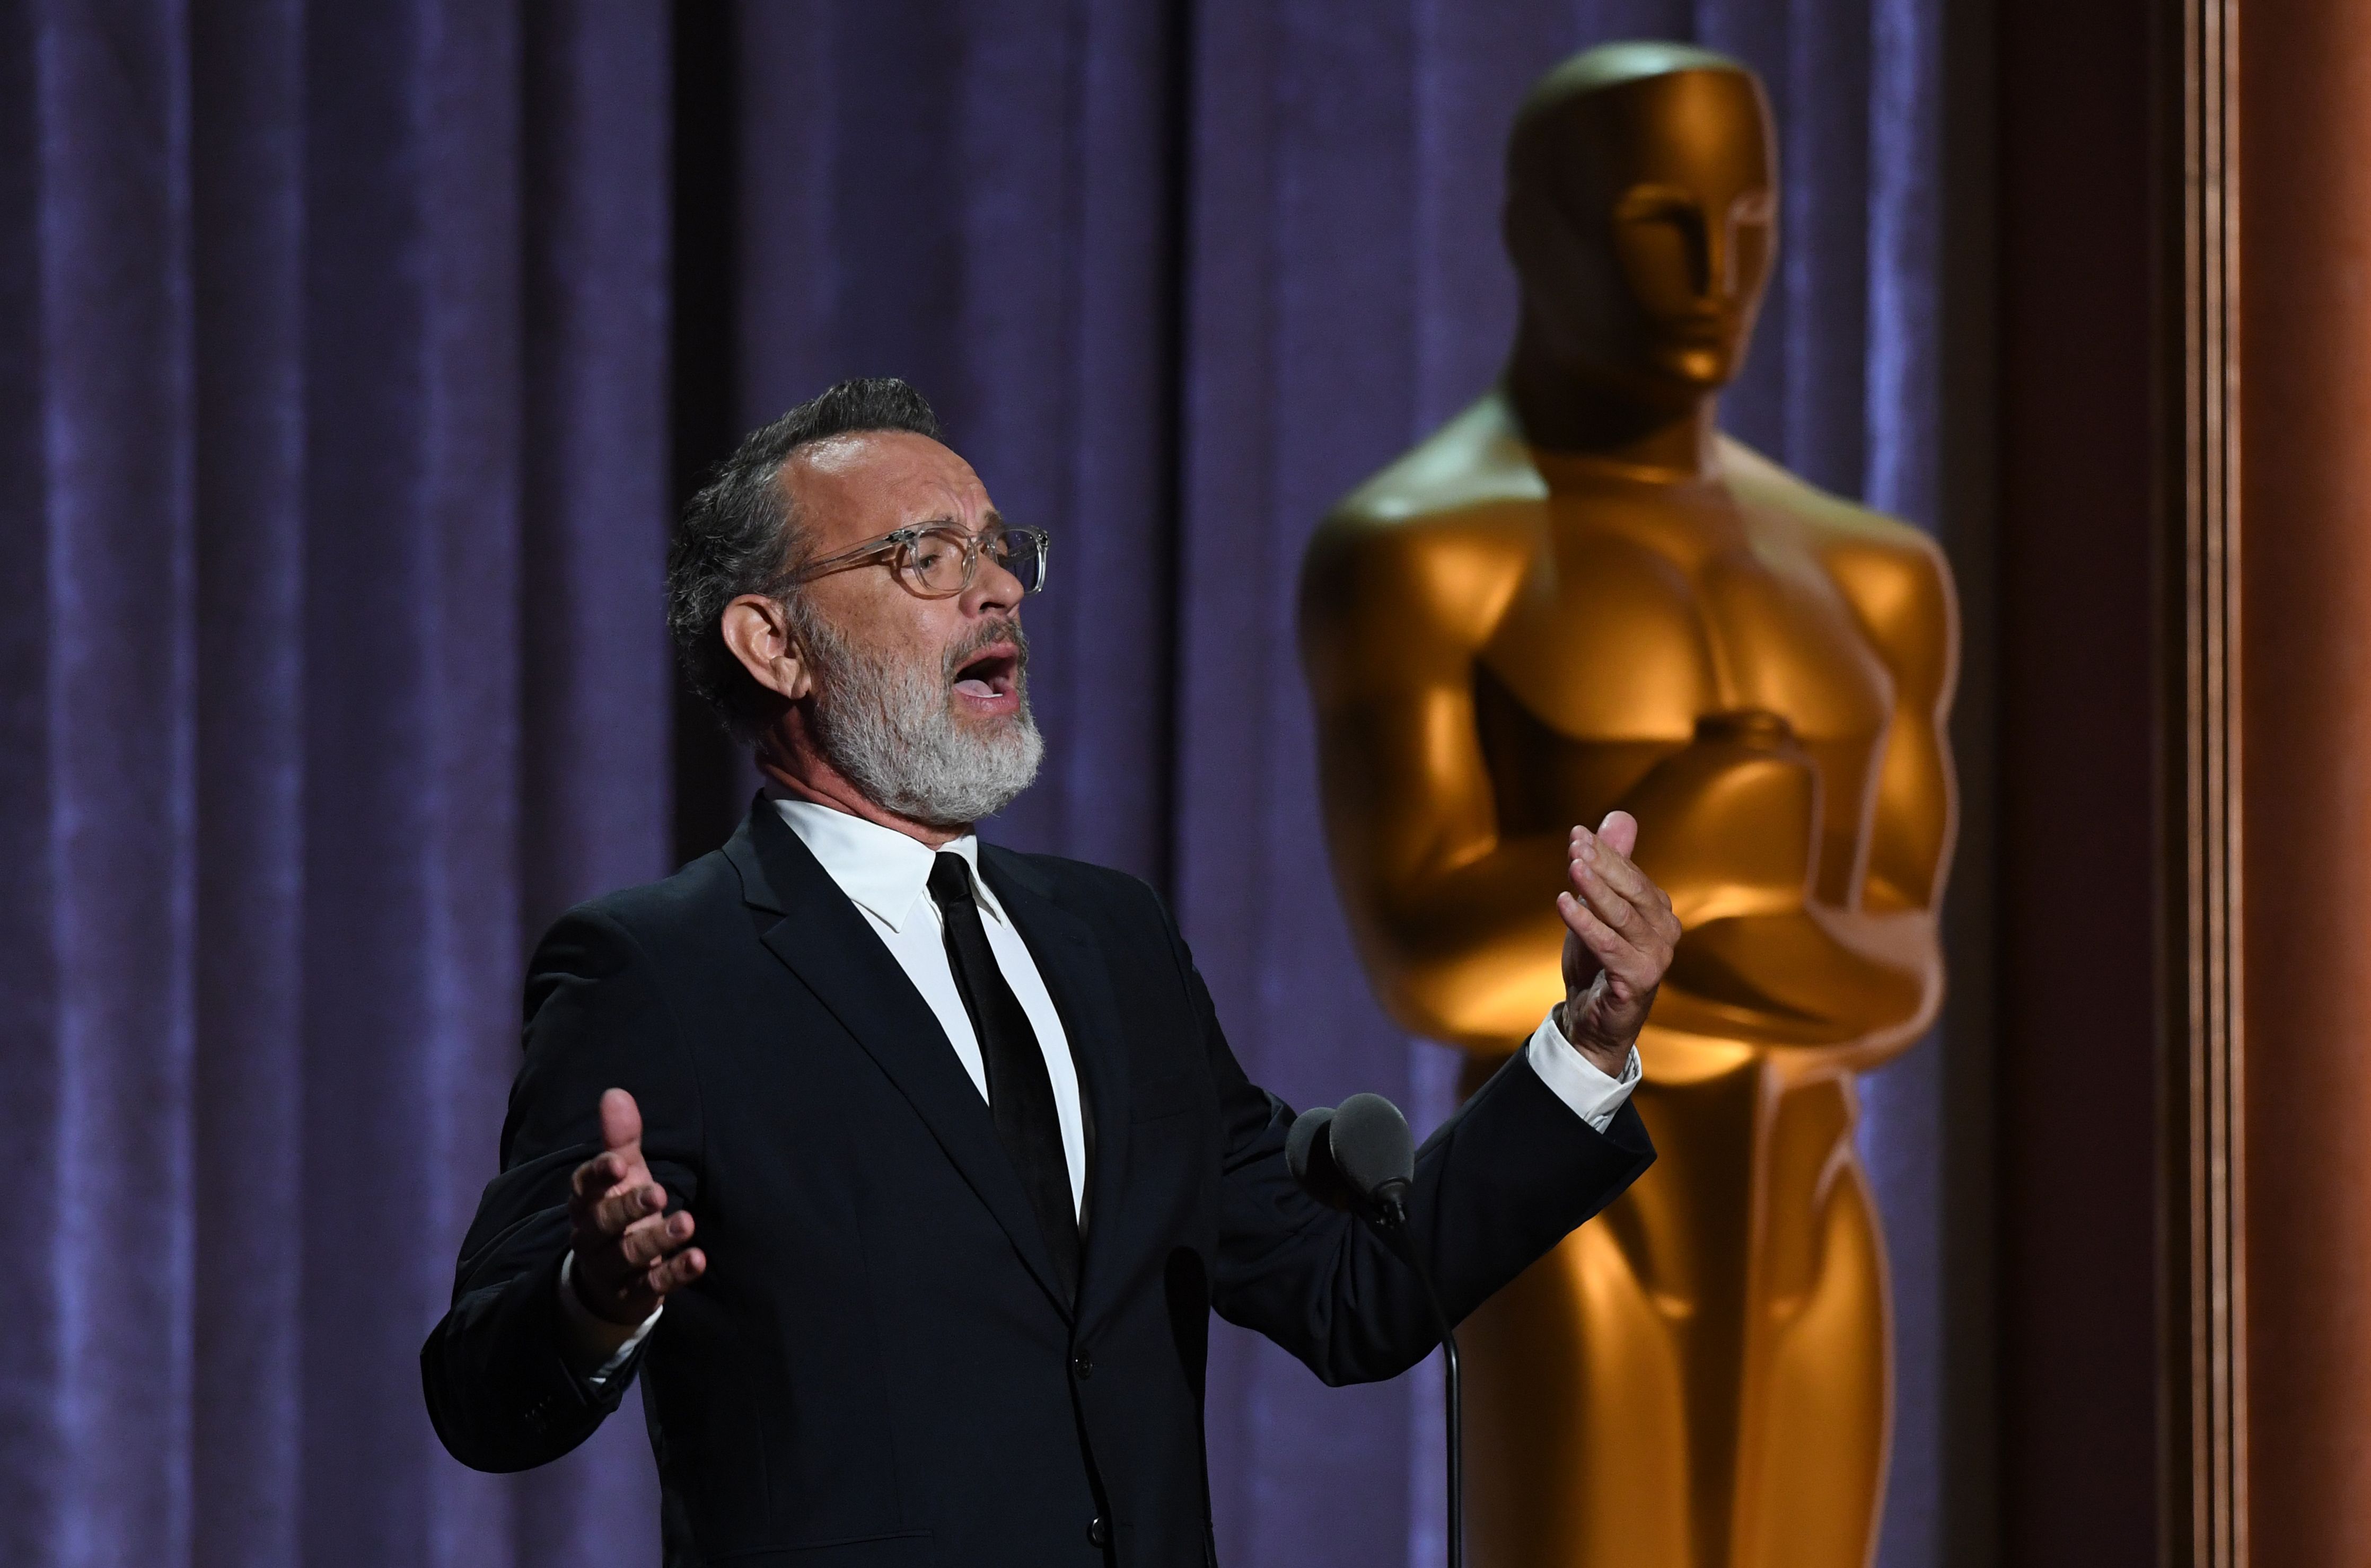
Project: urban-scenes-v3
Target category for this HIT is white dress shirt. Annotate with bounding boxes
[561,796,1644,1378]
[771,798,1091,1215]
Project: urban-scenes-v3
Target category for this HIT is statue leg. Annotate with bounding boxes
[1458,1058,1763,1568]
[1459,1212,1693,1567]
[1732,1078,1891,1568]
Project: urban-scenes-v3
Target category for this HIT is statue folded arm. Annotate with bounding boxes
[1300,501,1575,1052]
[1822,528,1959,917]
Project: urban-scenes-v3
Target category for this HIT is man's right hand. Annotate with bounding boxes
[566,1088,705,1325]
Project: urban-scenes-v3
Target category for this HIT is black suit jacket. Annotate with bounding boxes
[422,801,1653,1567]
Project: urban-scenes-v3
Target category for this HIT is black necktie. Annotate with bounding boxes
[927,852,1079,1303]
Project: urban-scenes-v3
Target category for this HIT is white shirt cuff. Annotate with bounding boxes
[558,1250,663,1388]
[1524,1010,1642,1133]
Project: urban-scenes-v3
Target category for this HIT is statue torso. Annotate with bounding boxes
[1322,395,1943,1057]
[1474,466,1897,905]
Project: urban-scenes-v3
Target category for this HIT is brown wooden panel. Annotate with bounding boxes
[2238,5,2371,1563]
[1991,0,2165,1558]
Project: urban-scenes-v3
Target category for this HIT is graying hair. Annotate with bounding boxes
[666,377,944,739]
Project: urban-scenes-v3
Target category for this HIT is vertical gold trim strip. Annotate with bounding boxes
[2181,0,2246,1562]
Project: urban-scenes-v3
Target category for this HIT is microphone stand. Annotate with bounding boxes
[1375,1192,1461,1568]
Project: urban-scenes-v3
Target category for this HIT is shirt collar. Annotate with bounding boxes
[769,796,1006,933]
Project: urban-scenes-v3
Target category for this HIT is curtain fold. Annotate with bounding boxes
[190,4,305,1564]
[9,6,200,1565]
[4,5,670,1565]
[0,3,1944,1564]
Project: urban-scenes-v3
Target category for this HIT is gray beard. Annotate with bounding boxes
[796,607,1044,829]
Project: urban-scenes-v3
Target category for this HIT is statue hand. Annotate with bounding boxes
[1556,812,1682,1077]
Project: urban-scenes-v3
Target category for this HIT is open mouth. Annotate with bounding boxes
[950,643,1021,707]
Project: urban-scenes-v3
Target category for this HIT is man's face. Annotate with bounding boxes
[776,429,1043,825]
[786,429,1025,719]
[1504,69,1776,396]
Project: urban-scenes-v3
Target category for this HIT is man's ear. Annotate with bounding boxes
[721,595,814,702]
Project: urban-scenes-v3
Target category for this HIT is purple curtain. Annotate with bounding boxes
[0,3,1944,1566]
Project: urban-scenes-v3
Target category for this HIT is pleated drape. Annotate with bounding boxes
[3,5,668,1565]
[0,3,1945,1565]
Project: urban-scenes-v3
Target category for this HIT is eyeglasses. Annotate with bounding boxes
[787,522,1051,598]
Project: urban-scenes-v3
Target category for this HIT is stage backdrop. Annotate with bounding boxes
[0,3,1946,1566]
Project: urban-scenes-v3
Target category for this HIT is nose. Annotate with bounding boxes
[963,547,1024,617]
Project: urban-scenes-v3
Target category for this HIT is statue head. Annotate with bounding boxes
[1503,42,1776,399]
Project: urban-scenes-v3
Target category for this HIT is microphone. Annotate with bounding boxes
[1287,1093,1464,1568]
[1287,1093,1417,1221]
[1285,1105,1353,1211]
[1328,1092,1416,1223]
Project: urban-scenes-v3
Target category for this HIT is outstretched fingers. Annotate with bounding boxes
[570,1143,666,1235]
[646,1246,707,1296]
[1565,840,1642,951]
[1556,813,1681,1069]
[1571,829,1658,916]
[1557,884,1622,956]
[595,1180,672,1241]
[1564,831,1678,998]
[573,1089,664,1228]
[1559,886,1654,997]
[569,1149,622,1204]
[1569,825,1678,945]
[560,1089,706,1319]
[622,1204,693,1258]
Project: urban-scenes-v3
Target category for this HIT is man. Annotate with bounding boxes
[421,378,1676,1567]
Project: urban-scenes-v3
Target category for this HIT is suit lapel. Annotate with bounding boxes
[724,803,1074,1318]
[980,845,1133,1326]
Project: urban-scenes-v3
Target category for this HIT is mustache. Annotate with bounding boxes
[941,617,1030,682]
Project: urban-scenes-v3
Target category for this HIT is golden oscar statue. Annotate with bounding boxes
[1298,42,1957,1568]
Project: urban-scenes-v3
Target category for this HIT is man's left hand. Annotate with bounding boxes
[1555,810,1682,1077]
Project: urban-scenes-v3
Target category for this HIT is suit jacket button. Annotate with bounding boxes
[1087,1516,1110,1548]
[1072,1352,1094,1380]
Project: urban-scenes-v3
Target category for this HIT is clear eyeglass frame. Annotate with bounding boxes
[787,522,1051,599]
